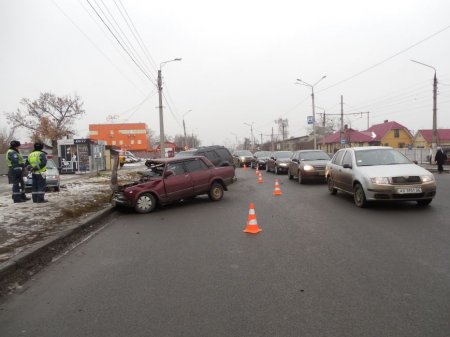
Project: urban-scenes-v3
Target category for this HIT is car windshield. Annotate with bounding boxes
[175,151,197,157]
[299,151,330,161]
[275,151,293,159]
[255,151,270,158]
[47,159,56,169]
[355,149,412,166]
[235,150,252,156]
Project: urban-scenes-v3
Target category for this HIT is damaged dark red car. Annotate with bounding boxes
[112,156,235,213]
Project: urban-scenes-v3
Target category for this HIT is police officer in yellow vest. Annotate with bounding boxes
[28,142,48,203]
[6,140,29,203]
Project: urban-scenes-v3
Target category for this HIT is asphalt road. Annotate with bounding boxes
[1,168,450,337]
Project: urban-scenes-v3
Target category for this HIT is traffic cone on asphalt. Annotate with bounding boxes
[243,164,247,171]
[244,203,262,234]
[255,166,259,176]
[257,172,264,184]
[273,179,282,196]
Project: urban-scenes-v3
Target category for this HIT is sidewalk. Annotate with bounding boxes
[0,163,146,264]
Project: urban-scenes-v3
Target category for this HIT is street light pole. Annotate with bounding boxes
[411,60,438,156]
[158,58,182,158]
[296,76,327,149]
[244,122,254,151]
[183,109,192,149]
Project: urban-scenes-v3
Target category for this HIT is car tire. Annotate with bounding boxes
[298,171,304,184]
[353,183,367,208]
[54,186,60,192]
[208,183,224,201]
[417,198,432,207]
[134,193,157,214]
[327,177,337,195]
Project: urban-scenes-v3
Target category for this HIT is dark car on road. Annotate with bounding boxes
[232,150,253,167]
[251,151,271,169]
[175,145,233,167]
[112,156,235,213]
[266,151,293,174]
[288,150,330,184]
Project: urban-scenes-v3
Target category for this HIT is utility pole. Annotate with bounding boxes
[411,60,438,156]
[158,58,182,158]
[271,127,274,151]
[157,69,164,157]
[341,95,344,144]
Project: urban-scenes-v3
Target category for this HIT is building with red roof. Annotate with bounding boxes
[320,126,376,153]
[364,120,413,148]
[414,129,450,148]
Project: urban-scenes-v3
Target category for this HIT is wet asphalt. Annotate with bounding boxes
[1,168,450,337]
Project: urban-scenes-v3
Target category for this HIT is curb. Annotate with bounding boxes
[0,206,116,296]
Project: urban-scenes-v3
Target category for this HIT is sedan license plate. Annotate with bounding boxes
[396,187,422,194]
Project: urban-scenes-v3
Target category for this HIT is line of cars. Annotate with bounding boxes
[236,147,438,208]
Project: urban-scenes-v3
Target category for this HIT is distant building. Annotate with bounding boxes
[89,123,150,151]
[365,120,413,148]
[413,129,450,148]
[321,126,376,153]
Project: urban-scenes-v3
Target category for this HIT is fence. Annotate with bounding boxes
[395,148,431,164]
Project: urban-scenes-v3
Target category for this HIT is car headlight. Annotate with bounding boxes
[303,165,314,171]
[370,177,390,184]
[240,156,245,161]
[279,163,288,167]
[421,175,434,183]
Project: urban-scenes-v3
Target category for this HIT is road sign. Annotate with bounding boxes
[340,139,346,144]
[307,116,314,125]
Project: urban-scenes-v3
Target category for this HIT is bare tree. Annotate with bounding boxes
[0,126,16,153]
[6,92,85,155]
[275,118,289,149]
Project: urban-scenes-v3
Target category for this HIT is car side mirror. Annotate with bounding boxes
[413,160,418,164]
[343,163,352,169]
[164,170,174,178]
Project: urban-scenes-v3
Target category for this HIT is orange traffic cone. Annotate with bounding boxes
[273,178,282,196]
[257,172,264,184]
[243,164,247,171]
[244,203,262,234]
[255,166,259,176]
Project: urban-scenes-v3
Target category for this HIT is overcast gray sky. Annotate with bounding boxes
[1,0,450,148]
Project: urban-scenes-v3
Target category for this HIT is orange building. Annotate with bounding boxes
[89,123,150,151]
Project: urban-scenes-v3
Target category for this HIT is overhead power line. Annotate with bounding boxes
[86,0,156,86]
[51,0,148,96]
[317,25,450,94]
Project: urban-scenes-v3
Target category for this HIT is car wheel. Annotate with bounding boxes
[134,193,156,214]
[298,171,304,184]
[54,186,60,192]
[208,183,224,201]
[327,177,337,195]
[353,183,367,208]
[417,198,432,206]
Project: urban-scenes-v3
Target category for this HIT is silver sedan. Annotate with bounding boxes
[326,147,436,207]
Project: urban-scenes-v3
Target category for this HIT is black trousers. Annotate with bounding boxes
[8,167,26,202]
[437,163,444,173]
[32,173,46,202]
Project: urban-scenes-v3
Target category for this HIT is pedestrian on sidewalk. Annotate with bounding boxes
[6,140,30,203]
[434,147,447,174]
[28,142,48,203]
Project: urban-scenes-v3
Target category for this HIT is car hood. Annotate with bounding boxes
[276,158,291,163]
[302,159,329,166]
[257,157,269,161]
[356,164,433,177]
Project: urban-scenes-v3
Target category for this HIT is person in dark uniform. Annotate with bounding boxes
[28,142,48,203]
[6,140,29,203]
[435,147,447,174]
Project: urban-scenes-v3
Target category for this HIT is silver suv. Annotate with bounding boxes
[326,146,436,207]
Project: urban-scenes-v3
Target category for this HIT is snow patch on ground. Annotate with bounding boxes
[0,164,147,263]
